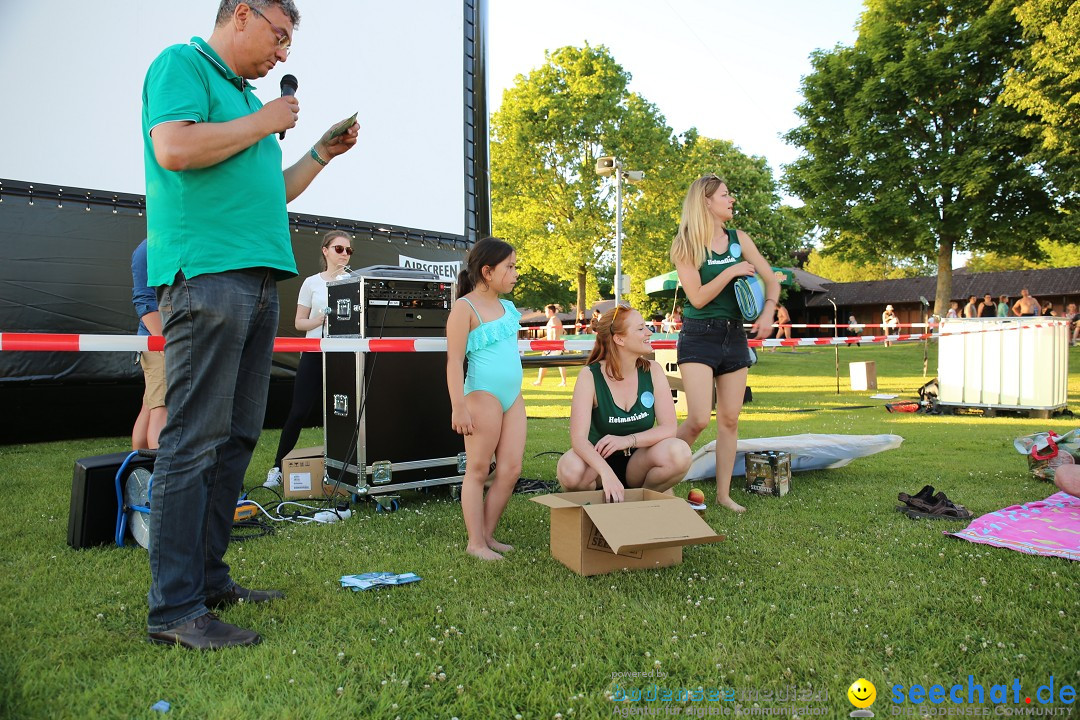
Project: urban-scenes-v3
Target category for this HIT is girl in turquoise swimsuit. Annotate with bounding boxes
[556,304,691,503]
[446,237,526,560]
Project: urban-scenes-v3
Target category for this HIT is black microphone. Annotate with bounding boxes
[279,74,298,139]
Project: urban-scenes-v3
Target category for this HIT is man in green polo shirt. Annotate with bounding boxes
[142,0,358,650]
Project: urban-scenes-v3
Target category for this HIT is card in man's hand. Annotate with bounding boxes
[328,112,358,140]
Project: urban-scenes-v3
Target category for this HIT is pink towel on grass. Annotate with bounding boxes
[947,492,1080,562]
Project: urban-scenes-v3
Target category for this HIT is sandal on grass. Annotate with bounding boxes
[897,485,936,508]
[932,491,972,517]
[895,492,973,520]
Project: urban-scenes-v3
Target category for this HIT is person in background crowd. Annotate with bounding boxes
[1066,303,1079,346]
[963,295,978,318]
[671,304,683,330]
[1013,288,1040,316]
[265,231,352,488]
[978,293,996,318]
[996,294,1010,317]
[590,308,602,333]
[131,239,167,451]
[1041,301,1056,316]
[533,303,567,387]
[882,304,899,347]
[945,301,959,319]
[774,302,792,347]
[847,314,863,346]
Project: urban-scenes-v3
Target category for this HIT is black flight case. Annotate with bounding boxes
[323,266,465,499]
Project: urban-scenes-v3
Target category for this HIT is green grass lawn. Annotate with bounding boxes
[1,342,1078,719]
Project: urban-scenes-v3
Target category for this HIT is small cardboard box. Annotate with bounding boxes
[282,446,348,500]
[745,451,791,497]
[531,488,725,576]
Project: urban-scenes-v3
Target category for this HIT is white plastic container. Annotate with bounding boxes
[937,317,1069,413]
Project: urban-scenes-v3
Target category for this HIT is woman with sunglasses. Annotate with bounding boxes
[556,304,691,503]
[265,231,353,488]
[670,175,779,512]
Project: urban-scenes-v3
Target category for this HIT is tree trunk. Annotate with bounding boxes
[576,266,588,331]
[933,236,955,317]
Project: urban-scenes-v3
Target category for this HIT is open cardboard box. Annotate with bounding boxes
[531,488,724,576]
[282,446,349,500]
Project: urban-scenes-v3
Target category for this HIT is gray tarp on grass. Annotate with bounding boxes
[684,433,904,480]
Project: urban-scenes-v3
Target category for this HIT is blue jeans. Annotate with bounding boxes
[147,269,279,632]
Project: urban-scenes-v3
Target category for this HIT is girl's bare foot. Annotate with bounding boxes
[487,539,514,553]
[716,497,746,513]
[467,546,504,561]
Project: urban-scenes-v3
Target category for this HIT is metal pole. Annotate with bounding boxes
[923,308,929,377]
[614,159,623,306]
[828,298,839,395]
[920,296,930,377]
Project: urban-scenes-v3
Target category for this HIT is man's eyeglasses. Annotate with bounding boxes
[250,5,292,55]
[329,245,353,255]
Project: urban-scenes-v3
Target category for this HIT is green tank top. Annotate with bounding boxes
[681,228,741,320]
[588,363,656,444]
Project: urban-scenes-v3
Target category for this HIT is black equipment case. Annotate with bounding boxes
[323,266,465,495]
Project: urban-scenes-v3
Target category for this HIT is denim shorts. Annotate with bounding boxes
[677,317,752,376]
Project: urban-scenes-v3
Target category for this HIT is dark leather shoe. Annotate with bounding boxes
[148,613,260,650]
[205,583,285,610]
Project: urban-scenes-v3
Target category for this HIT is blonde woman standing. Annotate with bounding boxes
[265,231,353,488]
[670,175,779,513]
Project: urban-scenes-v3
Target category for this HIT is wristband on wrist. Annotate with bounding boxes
[309,146,329,166]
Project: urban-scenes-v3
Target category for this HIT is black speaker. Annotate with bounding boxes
[68,452,154,549]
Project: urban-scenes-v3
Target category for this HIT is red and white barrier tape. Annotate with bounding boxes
[556,322,930,330]
[0,320,1063,354]
[0,332,933,352]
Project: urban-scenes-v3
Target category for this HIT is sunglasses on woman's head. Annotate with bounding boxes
[329,245,353,255]
[610,303,630,328]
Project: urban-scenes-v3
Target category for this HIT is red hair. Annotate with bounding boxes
[586,304,649,381]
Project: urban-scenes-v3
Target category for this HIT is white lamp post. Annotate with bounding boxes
[595,157,644,306]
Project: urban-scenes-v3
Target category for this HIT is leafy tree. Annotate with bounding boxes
[489,45,676,317]
[804,248,933,282]
[783,0,1057,316]
[965,239,1080,272]
[508,268,575,312]
[1000,0,1080,231]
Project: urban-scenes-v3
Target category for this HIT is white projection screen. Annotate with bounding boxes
[0,1,468,236]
